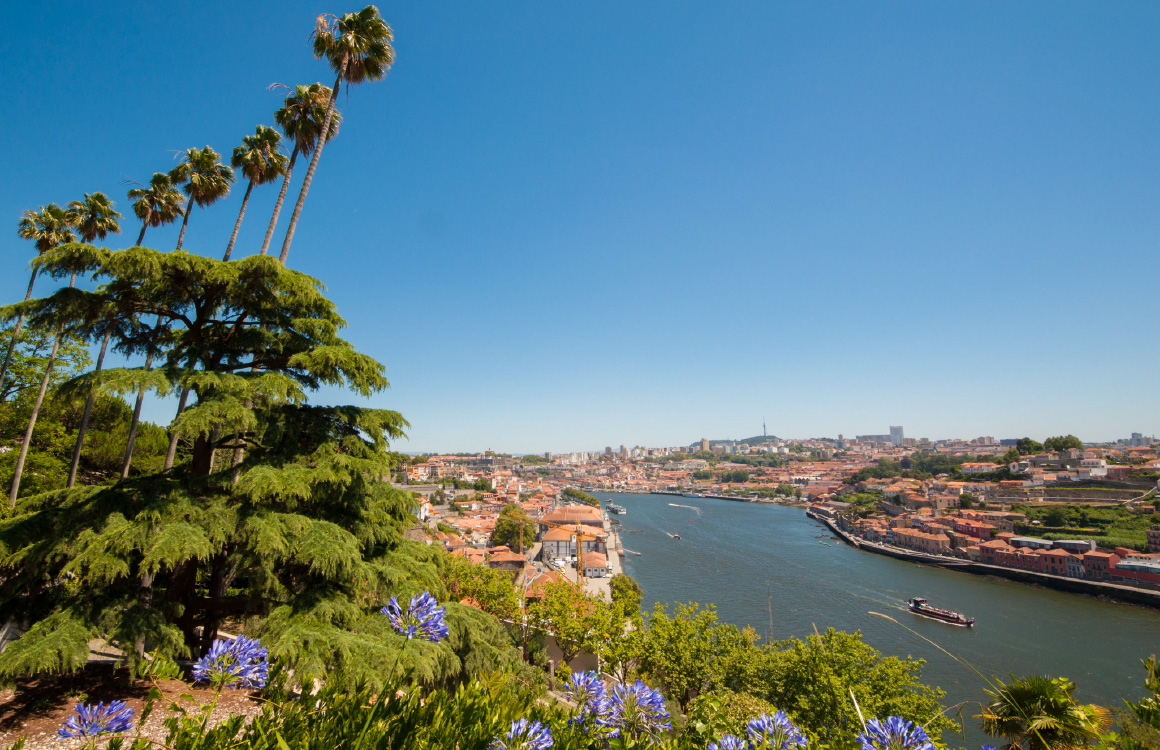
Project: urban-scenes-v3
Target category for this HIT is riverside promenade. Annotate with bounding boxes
[806,507,1160,609]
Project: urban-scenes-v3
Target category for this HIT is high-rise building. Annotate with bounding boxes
[699,437,710,453]
[889,426,905,446]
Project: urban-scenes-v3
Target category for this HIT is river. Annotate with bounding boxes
[597,492,1160,740]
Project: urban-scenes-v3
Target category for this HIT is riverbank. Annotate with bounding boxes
[805,507,1160,609]
[600,491,1160,732]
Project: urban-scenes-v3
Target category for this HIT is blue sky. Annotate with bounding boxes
[3,2,1158,452]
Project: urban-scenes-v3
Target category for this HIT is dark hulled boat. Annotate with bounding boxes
[907,597,974,627]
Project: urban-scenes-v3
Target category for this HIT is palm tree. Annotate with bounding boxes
[223,125,289,261]
[260,83,341,256]
[170,146,235,251]
[64,193,122,488]
[979,674,1110,750]
[278,5,393,266]
[127,172,185,245]
[0,205,76,404]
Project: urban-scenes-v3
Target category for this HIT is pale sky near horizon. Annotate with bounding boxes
[2,2,1158,453]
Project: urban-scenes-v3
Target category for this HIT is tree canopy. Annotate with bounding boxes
[0,245,519,690]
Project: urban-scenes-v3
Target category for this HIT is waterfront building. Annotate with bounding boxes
[1082,550,1120,581]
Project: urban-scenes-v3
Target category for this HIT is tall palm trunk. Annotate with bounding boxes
[260,148,298,256]
[0,268,40,403]
[163,387,190,472]
[223,180,255,261]
[121,349,155,479]
[135,212,150,246]
[175,203,195,251]
[8,273,75,508]
[67,328,112,487]
[121,313,163,478]
[279,62,346,266]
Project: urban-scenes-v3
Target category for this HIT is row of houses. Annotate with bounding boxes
[835,503,1160,587]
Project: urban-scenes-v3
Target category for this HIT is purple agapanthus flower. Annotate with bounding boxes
[58,700,135,738]
[748,711,808,749]
[564,670,608,728]
[381,591,449,642]
[604,680,671,741]
[982,745,997,750]
[709,735,750,750]
[192,635,269,689]
[489,718,554,750]
[856,717,935,750]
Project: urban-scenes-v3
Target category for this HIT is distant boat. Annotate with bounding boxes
[907,598,974,627]
[683,492,703,498]
[673,533,681,540]
[608,503,627,515]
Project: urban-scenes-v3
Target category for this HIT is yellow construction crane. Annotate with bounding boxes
[536,517,604,585]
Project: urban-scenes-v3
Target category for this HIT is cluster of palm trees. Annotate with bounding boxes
[4,5,394,507]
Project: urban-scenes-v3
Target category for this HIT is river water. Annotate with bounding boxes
[598,492,1160,739]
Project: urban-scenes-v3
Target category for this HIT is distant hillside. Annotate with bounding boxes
[690,435,780,447]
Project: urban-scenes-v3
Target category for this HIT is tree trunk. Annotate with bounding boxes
[134,567,154,658]
[163,387,191,472]
[222,180,255,261]
[8,273,76,508]
[67,328,112,487]
[260,148,297,256]
[135,213,149,246]
[175,202,194,251]
[279,66,345,266]
[8,329,62,508]
[120,349,154,479]
[0,268,39,403]
[190,432,215,476]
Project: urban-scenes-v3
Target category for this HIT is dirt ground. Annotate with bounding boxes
[0,663,262,750]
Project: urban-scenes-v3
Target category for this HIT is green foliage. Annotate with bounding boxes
[441,554,521,622]
[1016,504,1156,552]
[636,602,761,710]
[562,487,600,507]
[692,470,712,480]
[980,674,1110,750]
[1017,437,1046,455]
[758,628,951,744]
[521,454,549,465]
[0,246,528,688]
[1118,656,1160,750]
[609,573,643,617]
[718,470,750,484]
[489,504,535,551]
[1044,435,1084,452]
[687,689,779,741]
[527,580,620,667]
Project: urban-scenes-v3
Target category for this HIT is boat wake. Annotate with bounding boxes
[668,503,702,515]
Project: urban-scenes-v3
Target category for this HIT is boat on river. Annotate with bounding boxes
[608,503,627,515]
[907,597,974,627]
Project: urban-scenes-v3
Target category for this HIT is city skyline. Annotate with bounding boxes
[3,2,1158,453]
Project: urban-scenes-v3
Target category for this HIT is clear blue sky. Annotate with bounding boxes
[3,2,1158,452]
